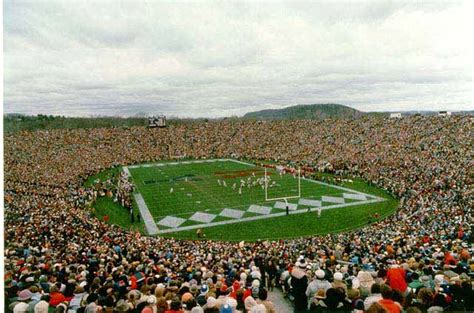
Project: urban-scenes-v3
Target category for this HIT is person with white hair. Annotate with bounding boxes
[141,295,157,313]
[239,272,248,288]
[332,272,347,292]
[306,269,331,309]
[357,270,375,295]
[250,266,262,280]
[33,301,49,313]
[251,279,261,299]
[204,296,218,311]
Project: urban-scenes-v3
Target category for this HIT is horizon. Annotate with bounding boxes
[3,102,474,119]
[4,1,474,117]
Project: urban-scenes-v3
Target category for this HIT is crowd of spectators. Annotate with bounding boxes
[4,115,473,312]
[116,171,134,209]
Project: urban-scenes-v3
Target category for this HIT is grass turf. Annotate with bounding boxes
[128,160,341,219]
[86,159,399,241]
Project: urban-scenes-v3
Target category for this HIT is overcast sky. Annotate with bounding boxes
[4,0,474,117]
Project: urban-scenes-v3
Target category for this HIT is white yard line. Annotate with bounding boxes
[224,159,256,167]
[134,193,159,235]
[156,197,385,234]
[302,177,382,199]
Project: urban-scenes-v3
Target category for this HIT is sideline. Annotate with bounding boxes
[133,193,159,235]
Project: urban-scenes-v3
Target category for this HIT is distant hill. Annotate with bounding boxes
[243,103,366,120]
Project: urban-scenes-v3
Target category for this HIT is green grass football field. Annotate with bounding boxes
[86,159,399,241]
[128,160,342,219]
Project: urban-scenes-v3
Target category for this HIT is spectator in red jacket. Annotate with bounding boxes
[444,251,458,265]
[48,285,67,307]
[386,265,407,294]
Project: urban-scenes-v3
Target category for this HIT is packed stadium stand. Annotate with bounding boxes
[4,116,473,312]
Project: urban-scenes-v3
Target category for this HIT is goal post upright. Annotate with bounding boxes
[298,167,301,198]
[264,167,268,201]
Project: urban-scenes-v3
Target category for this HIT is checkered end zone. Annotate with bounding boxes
[156,193,370,229]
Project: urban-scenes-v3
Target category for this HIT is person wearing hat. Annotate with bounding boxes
[182,292,194,304]
[33,300,49,313]
[353,298,365,313]
[196,284,209,307]
[185,297,200,312]
[219,303,232,313]
[204,296,219,313]
[12,289,33,313]
[306,269,331,309]
[291,258,309,313]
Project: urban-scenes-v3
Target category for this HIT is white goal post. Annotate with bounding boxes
[264,167,301,202]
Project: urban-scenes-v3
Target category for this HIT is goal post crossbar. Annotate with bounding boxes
[264,167,301,202]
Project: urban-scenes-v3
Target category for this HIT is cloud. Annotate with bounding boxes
[3,0,473,117]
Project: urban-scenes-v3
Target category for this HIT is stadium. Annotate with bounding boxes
[4,115,473,312]
[3,1,473,313]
